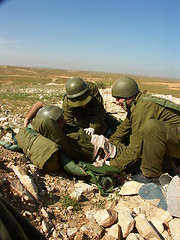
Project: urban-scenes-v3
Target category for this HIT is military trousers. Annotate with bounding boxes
[16,125,61,172]
[141,119,180,177]
[16,117,94,172]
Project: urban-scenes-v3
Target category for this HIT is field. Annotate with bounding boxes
[1,65,180,103]
[1,64,179,125]
[0,65,180,239]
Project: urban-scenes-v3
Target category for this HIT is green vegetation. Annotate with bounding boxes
[91,199,106,209]
[0,92,38,101]
[60,193,81,211]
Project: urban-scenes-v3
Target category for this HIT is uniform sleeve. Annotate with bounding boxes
[110,101,158,169]
[62,95,75,125]
[86,81,106,131]
[89,98,106,131]
[109,117,131,146]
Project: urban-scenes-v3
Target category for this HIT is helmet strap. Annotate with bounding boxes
[122,99,128,111]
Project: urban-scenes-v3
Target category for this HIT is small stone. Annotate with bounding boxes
[41,207,49,218]
[94,209,118,228]
[107,223,121,239]
[116,204,135,238]
[67,206,73,212]
[42,220,51,233]
[67,227,78,238]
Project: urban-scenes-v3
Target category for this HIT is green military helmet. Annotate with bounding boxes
[112,77,139,99]
[66,77,89,98]
[36,105,64,121]
[65,78,92,107]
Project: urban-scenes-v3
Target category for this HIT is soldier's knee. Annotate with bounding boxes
[43,150,62,173]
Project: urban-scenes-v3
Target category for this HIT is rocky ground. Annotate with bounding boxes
[0,87,180,239]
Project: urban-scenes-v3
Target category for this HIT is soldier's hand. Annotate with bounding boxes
[84,127,95,135]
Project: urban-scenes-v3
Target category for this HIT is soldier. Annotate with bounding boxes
[17,103,116,173]
[109,77,180,180]
[16,103,94,173]
[62,77,120,136]
[0,197,46,239]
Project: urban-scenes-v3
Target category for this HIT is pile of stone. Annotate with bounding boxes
[5,161,180,239]
[68,180,180,240]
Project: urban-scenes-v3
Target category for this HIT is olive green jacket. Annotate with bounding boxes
[62,81,106,134]
[109,92,180,170]
[16,118,94,169]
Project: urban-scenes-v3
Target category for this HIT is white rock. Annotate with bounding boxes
[67,206,73,212]
[126,233,144,240]
[85,210,96,221]
[150,217,164,234]
[119,181,144,195]
[167,176,180,218]
[9,164,39,200]
[94,209,118,228]
[67,227,78,238]
[52,229,59,238]
[81,221,104,239]
[133,206,141,215]
[135,214,162,240]
[41,207,49,218]
[0,117,8,121]
[116,204,135,238]
[151,207,172,226]
[168,218,180,240]
[70,182,96,201]
[107,223,121,239]
[22,211,32,216]
[42,220,51,233]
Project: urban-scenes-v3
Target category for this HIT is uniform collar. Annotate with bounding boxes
[129,92,142,112]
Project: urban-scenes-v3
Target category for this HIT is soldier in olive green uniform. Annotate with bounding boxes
[0,197,46,240]
[109,77,180,179]
[63,77,107,135]
[62,77,120,136]
[16,104,94,173]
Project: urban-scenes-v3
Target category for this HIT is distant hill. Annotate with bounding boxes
[0,65,180,97]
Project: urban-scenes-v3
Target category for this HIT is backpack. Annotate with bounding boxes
[141,96,180,114]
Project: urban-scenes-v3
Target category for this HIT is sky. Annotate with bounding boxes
[0,0,180,79]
